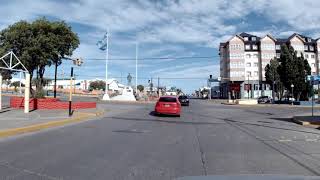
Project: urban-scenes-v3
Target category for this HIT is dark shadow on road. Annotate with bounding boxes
[149,111,179,118]
[110,116,226,126]
[269,117,294,123]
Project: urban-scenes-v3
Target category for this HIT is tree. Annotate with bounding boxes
[11,81,25,92]
[278,45,311,100]
[89,80,106,91]
[0,18,79,98]
[265,58,282,100]
[137,84,144,92]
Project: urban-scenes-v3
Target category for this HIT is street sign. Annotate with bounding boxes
[307,75,320,85]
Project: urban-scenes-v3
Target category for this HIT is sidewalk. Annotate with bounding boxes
[0,108,104,138]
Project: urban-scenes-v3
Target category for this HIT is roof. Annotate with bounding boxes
[261,34,277,42]
[297,34,316,43]
[287,33,305,42]
[239,32,255,37]
[106,78,118,85]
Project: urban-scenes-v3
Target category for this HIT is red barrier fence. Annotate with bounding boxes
[10,97,96,110]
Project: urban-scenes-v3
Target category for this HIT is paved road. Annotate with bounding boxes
[0,100,320,179]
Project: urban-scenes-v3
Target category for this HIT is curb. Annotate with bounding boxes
[0,110,105,139]
[292,116,320,126]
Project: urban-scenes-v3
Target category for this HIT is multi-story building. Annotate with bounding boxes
[219,32,320,99]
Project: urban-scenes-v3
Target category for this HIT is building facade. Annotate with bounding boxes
[219,32,319,99]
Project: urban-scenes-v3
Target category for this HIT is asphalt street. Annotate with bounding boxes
[0,99,320,180]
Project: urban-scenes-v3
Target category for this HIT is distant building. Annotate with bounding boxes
[219,32,320,99]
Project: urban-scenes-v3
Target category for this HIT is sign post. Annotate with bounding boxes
[69,67,74,116]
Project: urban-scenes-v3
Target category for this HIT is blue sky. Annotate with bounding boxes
[1,0,320,93]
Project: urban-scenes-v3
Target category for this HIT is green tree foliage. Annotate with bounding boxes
[89,80,106,91]
[0,18,79,97]
[137,85,144,92]
[278,45,311,100]
[11,81,24,92]
[265,58,283,99]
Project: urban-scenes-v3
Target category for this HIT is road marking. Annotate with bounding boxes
[306,139,317,142]
[279,139,292,142]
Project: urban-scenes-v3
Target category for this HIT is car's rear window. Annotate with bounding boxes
[159,97,177,102]
[178,96,188,99]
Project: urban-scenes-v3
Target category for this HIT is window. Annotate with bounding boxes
[312,63,315,67]
[251,37,257,41]
[253,54,259,58]
[244,37,249,41]
[159,97,177,102]
[246,62,251,67]
[276,45,281,50]
[307,38,312,42]
[276,53,280,58]
[254,84,259,90]
[254,62,258,67]
[245,44,250,50]
[246,54,251,58]
[304,45,308,51]
[305,54,309,58]
[310,46,314,51]
[254,71,258,76]
[252,45,258,50]
[311,54,315,59]
[246,71,251,76]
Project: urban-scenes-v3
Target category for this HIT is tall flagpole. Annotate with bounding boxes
[135,42,138,93]
[102,30,110,100]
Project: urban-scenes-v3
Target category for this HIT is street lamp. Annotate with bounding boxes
[291,84,294,106]
[97,30,110,100]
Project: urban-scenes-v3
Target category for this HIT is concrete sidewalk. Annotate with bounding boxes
[0,108,104,138]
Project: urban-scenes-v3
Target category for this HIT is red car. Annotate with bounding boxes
[155,96,181,116]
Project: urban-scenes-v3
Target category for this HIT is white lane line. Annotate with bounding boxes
[306,139,318,142]
[279,139,292,142]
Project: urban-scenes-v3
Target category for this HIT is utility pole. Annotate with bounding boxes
[158,77,160,97]
[96,30,110,100]
[53,61,58,98]
[69,67,74,116]
[247,74,250,99]
[135,42,138,93]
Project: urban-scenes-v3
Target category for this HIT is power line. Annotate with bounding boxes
[78,56,219,61]
[44,75,210,80]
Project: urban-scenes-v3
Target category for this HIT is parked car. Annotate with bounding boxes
[257,96,272,104]
[155,96,181,116]
[178,95,189,106]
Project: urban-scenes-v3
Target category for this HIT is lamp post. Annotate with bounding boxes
[97,30,110,100]
[291,84,294,106]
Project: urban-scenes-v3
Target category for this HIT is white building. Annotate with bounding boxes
[219,32,319,99]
